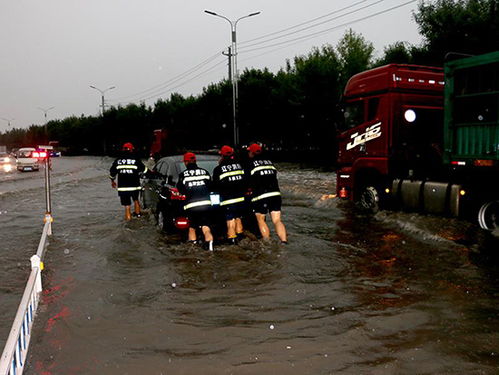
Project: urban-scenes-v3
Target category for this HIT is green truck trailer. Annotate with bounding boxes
[443,51,499,230]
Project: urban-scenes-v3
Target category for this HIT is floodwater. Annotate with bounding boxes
[1,156,498,374]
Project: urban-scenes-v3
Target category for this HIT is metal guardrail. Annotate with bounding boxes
[0,215,52,375]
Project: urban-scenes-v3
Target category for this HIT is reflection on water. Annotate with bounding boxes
[0,159,497,374]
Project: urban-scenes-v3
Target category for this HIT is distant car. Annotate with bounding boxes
[0,152,15,172]
[141,154,228,235]
[15,147,40,172]
[50,150,62,157]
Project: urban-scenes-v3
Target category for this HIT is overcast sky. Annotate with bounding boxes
[0,0,424,132]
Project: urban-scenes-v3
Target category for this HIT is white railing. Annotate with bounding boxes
[0,216,52,375]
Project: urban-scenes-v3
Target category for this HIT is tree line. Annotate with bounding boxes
[1,0,498,165]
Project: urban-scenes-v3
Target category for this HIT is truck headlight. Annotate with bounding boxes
[404,109,416,123]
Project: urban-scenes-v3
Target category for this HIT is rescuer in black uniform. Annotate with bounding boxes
[109,142,147,221]
[212,145,247,244]
[177,152,215,251]
[246,143,288,243]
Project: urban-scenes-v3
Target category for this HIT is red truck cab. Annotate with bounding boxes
[337,64,445,208]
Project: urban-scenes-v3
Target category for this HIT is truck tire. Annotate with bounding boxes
[357,185,381,214]
[478,201,499,231]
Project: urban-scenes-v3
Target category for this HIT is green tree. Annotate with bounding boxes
[336,29,375,88]
[238,68,279,145]
[415,0,499,64]
[196,80,232,148]
[376,41,414,66]
[285,45,342,161]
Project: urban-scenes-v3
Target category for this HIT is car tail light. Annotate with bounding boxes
[170,187,186,200]
[32,151,47,158]
[175,217,190,229]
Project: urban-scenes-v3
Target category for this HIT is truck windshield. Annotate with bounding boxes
[339,97,380,132]
[18,151,33,158]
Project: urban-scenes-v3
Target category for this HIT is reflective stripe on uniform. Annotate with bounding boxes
[117,186,142,191]
[220,197,245,206]
[184,200,212,210]
[251,191,281,202]
[183,175,210,183]
[219,170,244,180]
[250,165,276,175]
[117,165,138,170]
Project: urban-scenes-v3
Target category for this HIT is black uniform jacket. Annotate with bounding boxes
[246,156,281,202]
[109,154,147,192]
[177,163,212,211]
[212,159,247,206]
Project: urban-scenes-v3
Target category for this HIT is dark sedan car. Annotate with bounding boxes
[141,154,226,235]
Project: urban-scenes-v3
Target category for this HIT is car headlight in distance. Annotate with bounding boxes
[3,164,12,172]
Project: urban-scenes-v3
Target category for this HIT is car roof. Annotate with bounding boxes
[156,154,219,163]
[154,154,220,181]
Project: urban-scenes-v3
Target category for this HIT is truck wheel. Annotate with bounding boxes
[478,201,499,231]
[357,186,381,213]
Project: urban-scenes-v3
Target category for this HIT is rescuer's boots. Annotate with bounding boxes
[228,236,238,245]
[203,240,214,252]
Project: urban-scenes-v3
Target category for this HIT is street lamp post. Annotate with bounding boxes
[90,85,116,115]
[204,10,261,147]
[38,106,55,141]
[1,117,14,131]
[38,106,55,123]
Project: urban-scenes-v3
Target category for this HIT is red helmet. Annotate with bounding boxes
[122,142,134,151]
[183,152,196,163]
[247,143,262,154]
[219,145,234,157]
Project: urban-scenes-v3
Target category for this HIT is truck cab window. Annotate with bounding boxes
[367,98,379,121]
[343,101,364,130]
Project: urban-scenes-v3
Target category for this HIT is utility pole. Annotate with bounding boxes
[222,46,232,82]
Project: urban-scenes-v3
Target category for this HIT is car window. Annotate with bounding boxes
[198,160,218,174]
[155,160,169,176]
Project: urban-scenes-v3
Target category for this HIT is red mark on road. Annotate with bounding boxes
[45,306,71,332]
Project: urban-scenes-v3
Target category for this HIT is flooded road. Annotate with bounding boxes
[1,157,498,374]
